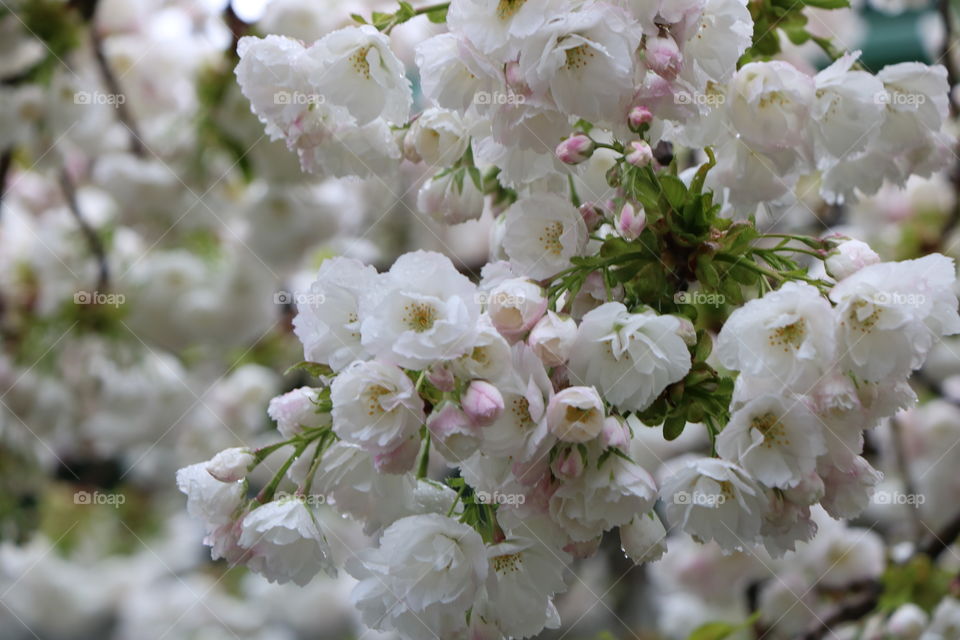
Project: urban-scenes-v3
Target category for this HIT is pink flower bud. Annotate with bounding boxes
[579,202,603,231]
[551,448,585,479]
[461,380,504,426]
[646,35,682,78]
[555,134,595,165]
[628,105,653,129]
[373,437,419,474]
[625,140,653,167]
[825,239,880,281]
[600,416,630,449]
[617,203,646,239]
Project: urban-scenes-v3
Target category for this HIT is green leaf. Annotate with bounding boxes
[660,175,689,211]
[694,332,713,362]
[793,0,849,8]
[284,361,334,378]
[425,6,448,22]
[663,412,687,441]
[686,621,738,640]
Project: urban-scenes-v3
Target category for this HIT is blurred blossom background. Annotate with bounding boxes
[1,0,960,639]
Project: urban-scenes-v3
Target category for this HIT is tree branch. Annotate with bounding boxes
[90,27,145,156]
[59,168,109,292]
[800,509,960,639]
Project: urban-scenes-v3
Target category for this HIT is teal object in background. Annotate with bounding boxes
[859,7,934,68]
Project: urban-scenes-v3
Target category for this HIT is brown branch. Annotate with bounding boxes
[940,0,959,116]
[801,581,883,640]
[59,168,109,292]
[799,509,960,639]
[0,148,11,218]
[90,28,145,156]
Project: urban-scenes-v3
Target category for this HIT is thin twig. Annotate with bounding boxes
[90,28,145,156]
[59,168,109,292]
[940,0,959,116]
[890,415,922,542]
[800,509,960,639]
[0,147,11,219]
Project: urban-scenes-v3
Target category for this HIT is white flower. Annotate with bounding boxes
[415,33,496,112]
[309,441,418,534]
[486,277,548,341]
[830,254,960,382]
[176,462,244,528]
[728,61,814,154]
[887,604,928,638]
[267,387,329,438]
[550,453,658,541]
[453,314,515,383]
[234,35,336,146]
[677,0,752,86]
[480,343,554,465]
[348,514,487,638]
[825,238,881,281]
[292,257,379,372]
[205,448,254,483]
[818,456,882,519]
[662,457,767,552]
[308,25,411,126]
[620,512,668,563]
[924,598,960,640]
[502,194,588,280]
[568,302,692,412]
[331,360,424,455]
[474,521,569,638]
[546,386,605,443]
[528,311,578,367]
[799,513,885,588]
[408,108,469,167]
[716,395,825,488]
[360,251,482,369]
[717,282,836,392]
[296,117,402,178]
[876,62,950,150]
[811,52,885,166]
[447,0,572,57]
[417,170,486,225]
[518,3,641,125]
[239,498,335,586]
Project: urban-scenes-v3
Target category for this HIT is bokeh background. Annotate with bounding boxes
[2,1,960,639]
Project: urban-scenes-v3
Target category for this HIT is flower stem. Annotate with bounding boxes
[256,440,309,504]
[416,432,431,479]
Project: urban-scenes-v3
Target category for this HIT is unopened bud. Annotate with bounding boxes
[555,134,595,165]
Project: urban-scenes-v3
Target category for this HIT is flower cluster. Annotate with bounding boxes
[170,1,960,639]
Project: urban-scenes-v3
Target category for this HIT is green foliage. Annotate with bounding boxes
[741,0,850,63]
[879,555,955,614]
[686,612,761,640]
[284,360,335,379]
[14,0,83,83]
[352,1,449,32]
